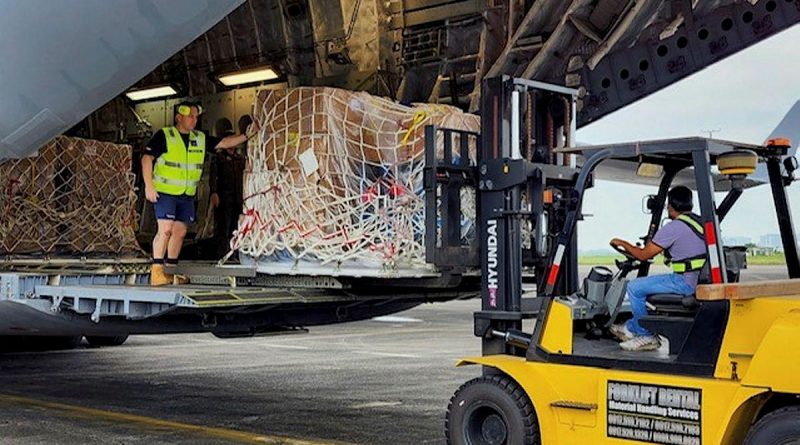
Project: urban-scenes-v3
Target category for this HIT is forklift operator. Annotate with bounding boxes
[608,186,707,352]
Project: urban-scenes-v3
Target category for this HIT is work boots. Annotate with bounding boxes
[173,274,190,285]
[150,264,172,286]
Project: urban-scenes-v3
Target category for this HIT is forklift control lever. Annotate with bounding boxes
[490,329,533,349]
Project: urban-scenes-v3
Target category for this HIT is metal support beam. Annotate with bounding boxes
[692,148,726,283]
[403,0,486,27]
[586,0,666,70]
[580,1,800,126]
[521,0,594,79]
[767,157,800,278]
[485,0,571,79]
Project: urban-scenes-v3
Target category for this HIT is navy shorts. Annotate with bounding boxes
[154,193,196,223]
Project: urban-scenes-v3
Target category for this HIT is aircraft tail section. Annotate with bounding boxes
[752,100,800,182]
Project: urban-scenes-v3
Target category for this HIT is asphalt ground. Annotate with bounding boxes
[0,266,789,445]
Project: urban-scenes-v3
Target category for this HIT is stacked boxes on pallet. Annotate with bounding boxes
[231,87,480,275]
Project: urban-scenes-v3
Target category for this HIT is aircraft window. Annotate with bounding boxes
[698,29,709,40]
[601,78,611,89]
[766,1,777,12]
[639,60,650,71]
[619,69,630,80]
[657,45,668,57]
[677,37,688,49]
[742,11,754,24]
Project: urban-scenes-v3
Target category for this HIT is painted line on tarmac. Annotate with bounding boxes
[0,393,351,445]
[371,316,423,323]
[352,350,419,358]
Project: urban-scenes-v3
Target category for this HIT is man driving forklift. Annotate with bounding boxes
[608,186,707,351]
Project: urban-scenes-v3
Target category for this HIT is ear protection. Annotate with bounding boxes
[177,104,203,116]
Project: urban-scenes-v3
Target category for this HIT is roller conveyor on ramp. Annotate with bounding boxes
[0,262,476,327]
[1,271,353,322]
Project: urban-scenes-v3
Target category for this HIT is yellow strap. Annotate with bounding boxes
[677,214,704,235]
[288,132,300,148]
[672,258,706,273]
[401,111,428,146]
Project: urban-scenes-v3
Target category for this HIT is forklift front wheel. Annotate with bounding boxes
[446,375,539,445]
[744,405,800,445]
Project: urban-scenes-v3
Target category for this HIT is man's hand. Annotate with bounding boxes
[610,238,627,249]
[610,238,664,262]
[246,120,260,139]
[145,185,159,203]
[211,193,220,208]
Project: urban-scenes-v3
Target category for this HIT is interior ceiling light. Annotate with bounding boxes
[124,85,178,101]
[217,66,278,86]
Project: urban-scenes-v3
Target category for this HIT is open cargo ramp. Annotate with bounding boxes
[0,269,477,337]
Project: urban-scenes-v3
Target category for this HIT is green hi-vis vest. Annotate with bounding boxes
[669,214,707,274]
[153,127,206,196]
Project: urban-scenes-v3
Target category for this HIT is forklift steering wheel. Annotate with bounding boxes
[610,242,637,262]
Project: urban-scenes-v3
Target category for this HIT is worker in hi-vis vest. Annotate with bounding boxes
[141,102,257,286]
[608,186,708,352]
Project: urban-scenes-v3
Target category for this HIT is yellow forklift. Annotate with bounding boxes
[425,77,800,445]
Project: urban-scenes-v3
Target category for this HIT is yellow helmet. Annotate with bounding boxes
[177,103,203,116]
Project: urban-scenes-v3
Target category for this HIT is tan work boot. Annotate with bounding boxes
[173,274,190,285]
[150,264,172,286]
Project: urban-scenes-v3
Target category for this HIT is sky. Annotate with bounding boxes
[575,25,800,251]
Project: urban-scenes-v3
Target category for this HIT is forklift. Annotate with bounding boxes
[425,76,800,445]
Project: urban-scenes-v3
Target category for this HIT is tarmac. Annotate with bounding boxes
[0,266,788,445]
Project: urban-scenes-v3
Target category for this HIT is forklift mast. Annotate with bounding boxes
[425,76,581,356]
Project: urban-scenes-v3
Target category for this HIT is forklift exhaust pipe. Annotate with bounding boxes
[490,329,532,349]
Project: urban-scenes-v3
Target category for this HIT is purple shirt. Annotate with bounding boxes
[652,218,707,288]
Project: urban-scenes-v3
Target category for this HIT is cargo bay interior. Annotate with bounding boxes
[32,0,799,261]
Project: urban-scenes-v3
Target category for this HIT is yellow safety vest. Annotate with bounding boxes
[669,214,707,274]
[152,127,206,196]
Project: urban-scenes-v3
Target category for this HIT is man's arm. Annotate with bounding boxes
[215,134,248,150]
[610,239,663,261]
[141,154,158,203]
[141,130,165,203]
[213,122,259,150]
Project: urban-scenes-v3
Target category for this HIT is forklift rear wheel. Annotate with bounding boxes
[85,335,129,347]
[744,406,800,445]
[446,375,539,445]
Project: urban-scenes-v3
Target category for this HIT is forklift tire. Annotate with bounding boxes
[744,406,800,445]
[446,375,540,445]
[85,335,129,347]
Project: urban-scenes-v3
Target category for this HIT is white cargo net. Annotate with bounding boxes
[227,87,479,275]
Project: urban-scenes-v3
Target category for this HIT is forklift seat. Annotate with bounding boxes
[638,294,700,354]
[644,245,747,315]
[646,293,700,315]
[640,247,748,354]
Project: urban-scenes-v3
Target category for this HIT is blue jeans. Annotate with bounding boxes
[625,274,695,336]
